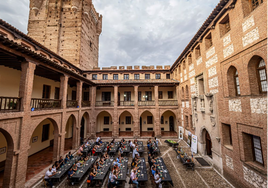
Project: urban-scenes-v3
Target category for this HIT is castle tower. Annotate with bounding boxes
[28,0,102,70]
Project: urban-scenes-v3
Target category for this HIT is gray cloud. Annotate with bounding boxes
[0,0,218,68]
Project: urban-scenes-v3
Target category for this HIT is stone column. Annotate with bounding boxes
[134,85,140,137]
[60,75,69,109]
[113,86,119,138]
[154,86,161,137]
[90,86,96,138]
[154,86,159,107]
[76,81,83,108]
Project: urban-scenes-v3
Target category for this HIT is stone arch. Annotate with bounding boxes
[139,110,154,136]
[96,111,113,133]
[200,127,213,158]
[81,111,90,141]
[0,128,14,187]
[65,114,77,150]
[160,110,177,133]
[118,110,134,137]
[118,110,134,119]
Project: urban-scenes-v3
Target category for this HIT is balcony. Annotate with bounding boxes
[31,98,61,110]
[119,101,134,106]
[95,101,114,107]
[138,101,155,106]
[159,100,178,106]
[67,100,78,108]
[82,101,91,107]
[0,97,21,112]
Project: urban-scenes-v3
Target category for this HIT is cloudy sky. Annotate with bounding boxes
[0,0,218,68]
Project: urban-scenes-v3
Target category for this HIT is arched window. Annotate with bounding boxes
[257,59,267,93]
[185,85,189,100]
[181,87,184,101]
[234,70,241,96]
[179,65,181,74]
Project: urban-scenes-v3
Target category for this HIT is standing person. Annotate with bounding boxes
[155,137,159,147]
[96,136,100,143]
[130,168,139,188]
[44,168,56,187]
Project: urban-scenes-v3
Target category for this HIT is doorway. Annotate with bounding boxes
[80,117,85,144]
[205,131,212,157]
[169,116,174,131]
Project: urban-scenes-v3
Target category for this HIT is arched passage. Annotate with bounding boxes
[160,110,177,137]
[80,112,89,144]
[119,111,134,137]
[26,118,59,181]
[140,110,154,137]
[201,128,212,158]
[96,111,113,137]
[65,115,77,151]
[0,128,14,188]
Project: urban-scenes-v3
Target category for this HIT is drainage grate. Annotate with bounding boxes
[195,157,210,166]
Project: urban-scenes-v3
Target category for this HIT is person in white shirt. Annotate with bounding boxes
[51,165,57,173]
[132,147,140,159]
[154,170,162,188]
[44,168,55,187]
[96,136,100,143]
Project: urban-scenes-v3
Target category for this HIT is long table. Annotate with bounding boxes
[137,141,145,154]
[155,157,173,187]
[109,142,120,155]
[116,157,129,181]
[93,157,114,181]
[50,156,79,182]
[95,142,109,155]
[174,149,195,170]
[82,142,95,156]
[136,158,148,182]
[70,156,98,184]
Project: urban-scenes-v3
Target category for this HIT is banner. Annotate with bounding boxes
[191,134,198,154]
[187,131,192,146]
[179,126,183,140]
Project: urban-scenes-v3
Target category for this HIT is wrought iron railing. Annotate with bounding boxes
[119,101,134,106]
[95,101,114,107]
[31,98,61,110]
[0,97,21,112]
[67,100,78,108]
[159,100,178,106]
[82,101,91,107]
[138,101,155,106]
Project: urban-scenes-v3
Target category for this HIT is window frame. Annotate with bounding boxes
[155,74,161,79]
[134,74,140,80]
[234,70,241,96]
[145,74,150,79]
[54,87,60,100]
[113,74,118,80]
[166,74,170,79]
[124,91,131,101]
[92,74,97,80]
[42,85,51,99]
[257,59,267,93]
[124,74,129,80]
[168,91,173,99]
[103,74,108,80]
[104,116,110,125]
[125,116,132,124]
[252,135,264,165]
[147,116,153,124]
[42,124,50,142]
[158,91,163,99]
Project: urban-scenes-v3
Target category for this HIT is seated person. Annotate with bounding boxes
[44,168,56,187]
[92,164,98,175]
[84,156,89,161]
[113,159,121,167]
[51,164,57,173]
[99,158,105,166]
[110,171,119,187]
[64,155,70,164]
[92,147,96,156]
[103,152,109,160]
[154,170,162,188]
[78,145,84,156]
[151,166,156,176]
[117,154,122,163]
[67,151,73,159]
[54,161,60,170]
[130,168,139,188]
[79,157,85,165]
[87,169,96,184]
[68,168,75,179]
[72,164,77,172]
[58,156,64,167]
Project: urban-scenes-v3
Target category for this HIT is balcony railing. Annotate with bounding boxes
[82,101,91,107]
[159,100,178,106]
[67,100,78,108]
[119,101,134,106]
[138,101,155,106]
[0,97,21,112]
[31,98,61,110]
[95,101,114,107]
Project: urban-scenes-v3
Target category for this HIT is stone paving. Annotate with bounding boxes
[33,139,234,188]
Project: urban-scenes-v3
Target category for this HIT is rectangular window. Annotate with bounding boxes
[159,91,163,99]
[72,90,76,100]
[54,87,60,100]
[185,115,189,127]
[190,115,193,128]
[155,74,161,79]
[42,124,50,142]
[126,116,131,124]
[126,128,131,131]
[124,74,129,80]
[104,116,110,125]
[222,123,232,146]
[219,14,231,37]
[145,91,152,101]
[103,74,108,80]
[205,33,213,50]
[102,92,111,101]
[253,136,263,164]
[134,74,140,80]
[161,116,164,124]
[124,92,131,101]
[42,85,51,99]
[197,75,205,95]
[92,74,97,80]
[138,91,142,101]
[195,45,201,58]
[145,74,150,79]
[168,91,173,99]
[83,92,89,101]
[166,74,170,79]
[147,116,153,124]
[113,74,118,80]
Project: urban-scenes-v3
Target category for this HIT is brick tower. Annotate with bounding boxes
[27,0,102,70]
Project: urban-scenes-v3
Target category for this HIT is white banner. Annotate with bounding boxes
[191,134,198,154]
[179,126,183,140]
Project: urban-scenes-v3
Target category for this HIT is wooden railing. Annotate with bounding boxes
[82,101,91,107]
[67,100,78,108]
[31,98,61,110]
[119,101,134,106]
[138,101,155,106]
[159,100,178,106]
[0,97,21,112]
[95,101,114,107]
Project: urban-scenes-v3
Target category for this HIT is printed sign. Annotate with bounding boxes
[191,134,198,154]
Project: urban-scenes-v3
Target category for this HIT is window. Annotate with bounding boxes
[197,75,205,95]
[42,85,51,99]
[161,116,164,124]
[242,0,263,17]
[168,91,173,99]
[72,90,76,100]
[145,91,152,101]
[104,116,110,125]
[134,74,140,80]
[124,74,129,80]
[103,74,108,80]
[234,70,241,96]
[222,123,232,146]
[252,0,263,10]
[185,115,189,127]
[181,87,185,100]
[83,92,89,101]
[183,60,186,70]
[54,87,60,99]
[185,85,189,100]
[126,128,131,131]
[92,74,97,80]
[147,116,153,124]
[42,124,50,142]
[219,14,231,37]
[195,45,201,59]
[179,65,181,74]
[253,136,263,164]
[126,116,131,124]
[102,92,111,101]
[205,33,213,50]
[166,74,170,79]
[124,92,131,101]
[138,91,142,101]
[113,74,118,80]
[155,74,161,79]
[257,59,267,93]
[158,91,163,99]
[190,115,193,129]
[145,74,150,79]
[188,54,192,65]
